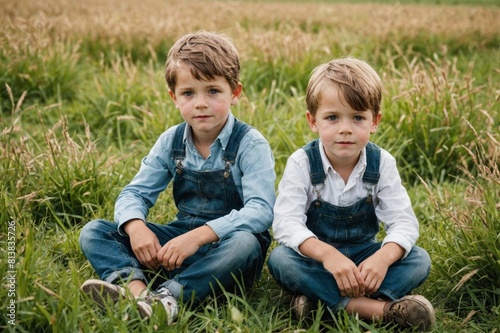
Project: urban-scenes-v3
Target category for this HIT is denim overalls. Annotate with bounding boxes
[304,139,381,246]
[171,120,270,259]
[268,140,431,311]
[80,119,270,303]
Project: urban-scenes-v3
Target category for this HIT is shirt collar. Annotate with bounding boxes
[318,140,367,177]
[183,113,235,150]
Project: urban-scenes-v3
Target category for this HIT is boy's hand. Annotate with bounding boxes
[299,237,365,298]
[157,225,218,271]
[157,232,200,271]
[359,242,405,295]
[358,255,389,295]
[323,254,366,298]
[124,219,162,270]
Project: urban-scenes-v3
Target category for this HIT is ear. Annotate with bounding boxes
[306,111,318,133]
[231,83,243,105]
[370,112,382,134]
[168,89,178,108]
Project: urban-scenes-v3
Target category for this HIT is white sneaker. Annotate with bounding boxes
[80,279,127,308]
[81,279,158,320]
[137,287,179,325]
[291,294,312,320]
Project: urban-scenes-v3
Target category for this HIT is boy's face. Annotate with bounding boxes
[306,84,381,168]
[169,64,242,141]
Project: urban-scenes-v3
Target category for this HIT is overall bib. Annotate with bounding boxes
[304,139,381,247]
[171,120,271,259]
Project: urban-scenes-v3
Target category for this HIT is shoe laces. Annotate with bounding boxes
[148,287,178,317]
[385,301,410,326]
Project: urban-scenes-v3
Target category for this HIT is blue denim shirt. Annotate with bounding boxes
[114,114,276,239]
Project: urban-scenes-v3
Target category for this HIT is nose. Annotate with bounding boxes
[194,94,208,109]
[338,119,352,134]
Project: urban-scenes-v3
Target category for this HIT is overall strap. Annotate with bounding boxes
[303,139,326,186]
[171,122,187,160]
[362,142,381,185]
[222,118,252,164]
[304,140,381,186]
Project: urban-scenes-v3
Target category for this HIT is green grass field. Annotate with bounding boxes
[1,0,499,331]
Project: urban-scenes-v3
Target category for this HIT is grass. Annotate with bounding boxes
[1,0,499,331]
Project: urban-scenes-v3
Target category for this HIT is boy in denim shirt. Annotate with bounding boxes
[267,57,435,331]
[79,31,276,324]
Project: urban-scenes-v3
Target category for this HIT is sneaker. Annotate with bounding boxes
[137,287,179,324]
[81,279,152,319]
[291,294,312,320]
[383,295,435,331]
[80,279,127,308]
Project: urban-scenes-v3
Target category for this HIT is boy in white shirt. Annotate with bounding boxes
[267,57,435,331]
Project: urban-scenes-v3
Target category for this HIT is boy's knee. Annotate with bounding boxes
[79,220,94,247]
[79,219,107,249]
[421,248,431,265]
[412,246,431,270]
[267,245,293,272]
[417,247,432,278]
[216,232,263,274]
[267,246,307,292]
[227,231,260,256]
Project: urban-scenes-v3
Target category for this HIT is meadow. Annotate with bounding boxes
[1,0,499,331]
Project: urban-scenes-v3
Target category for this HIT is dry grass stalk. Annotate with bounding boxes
[2,0,499,62]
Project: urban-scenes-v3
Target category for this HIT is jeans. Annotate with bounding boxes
[79,218,264,304]
[267,242,431,311]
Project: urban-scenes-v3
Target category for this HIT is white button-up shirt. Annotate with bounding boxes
[272,140,419,258]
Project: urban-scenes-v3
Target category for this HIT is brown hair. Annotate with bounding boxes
[165,31,240,91]
[306,57,382,117]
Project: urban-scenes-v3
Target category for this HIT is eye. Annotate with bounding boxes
[354,115,365,121]
[208,88,220,95]
[182,90,193,97]
[327,115,338,121]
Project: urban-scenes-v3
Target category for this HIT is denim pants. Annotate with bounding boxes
[267,140,431,312]
[79,120,270,304]
[80,219,264,303]
[268,243,430,312]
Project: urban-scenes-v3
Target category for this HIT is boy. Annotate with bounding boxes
[267,57,435,331]
[79,31,276,324]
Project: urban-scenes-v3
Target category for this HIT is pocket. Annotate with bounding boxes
[178,176,229,215]
[313,212,368,244]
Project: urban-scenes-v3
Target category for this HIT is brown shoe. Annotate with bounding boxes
[383,295,435,331]
[291,294,312,320]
